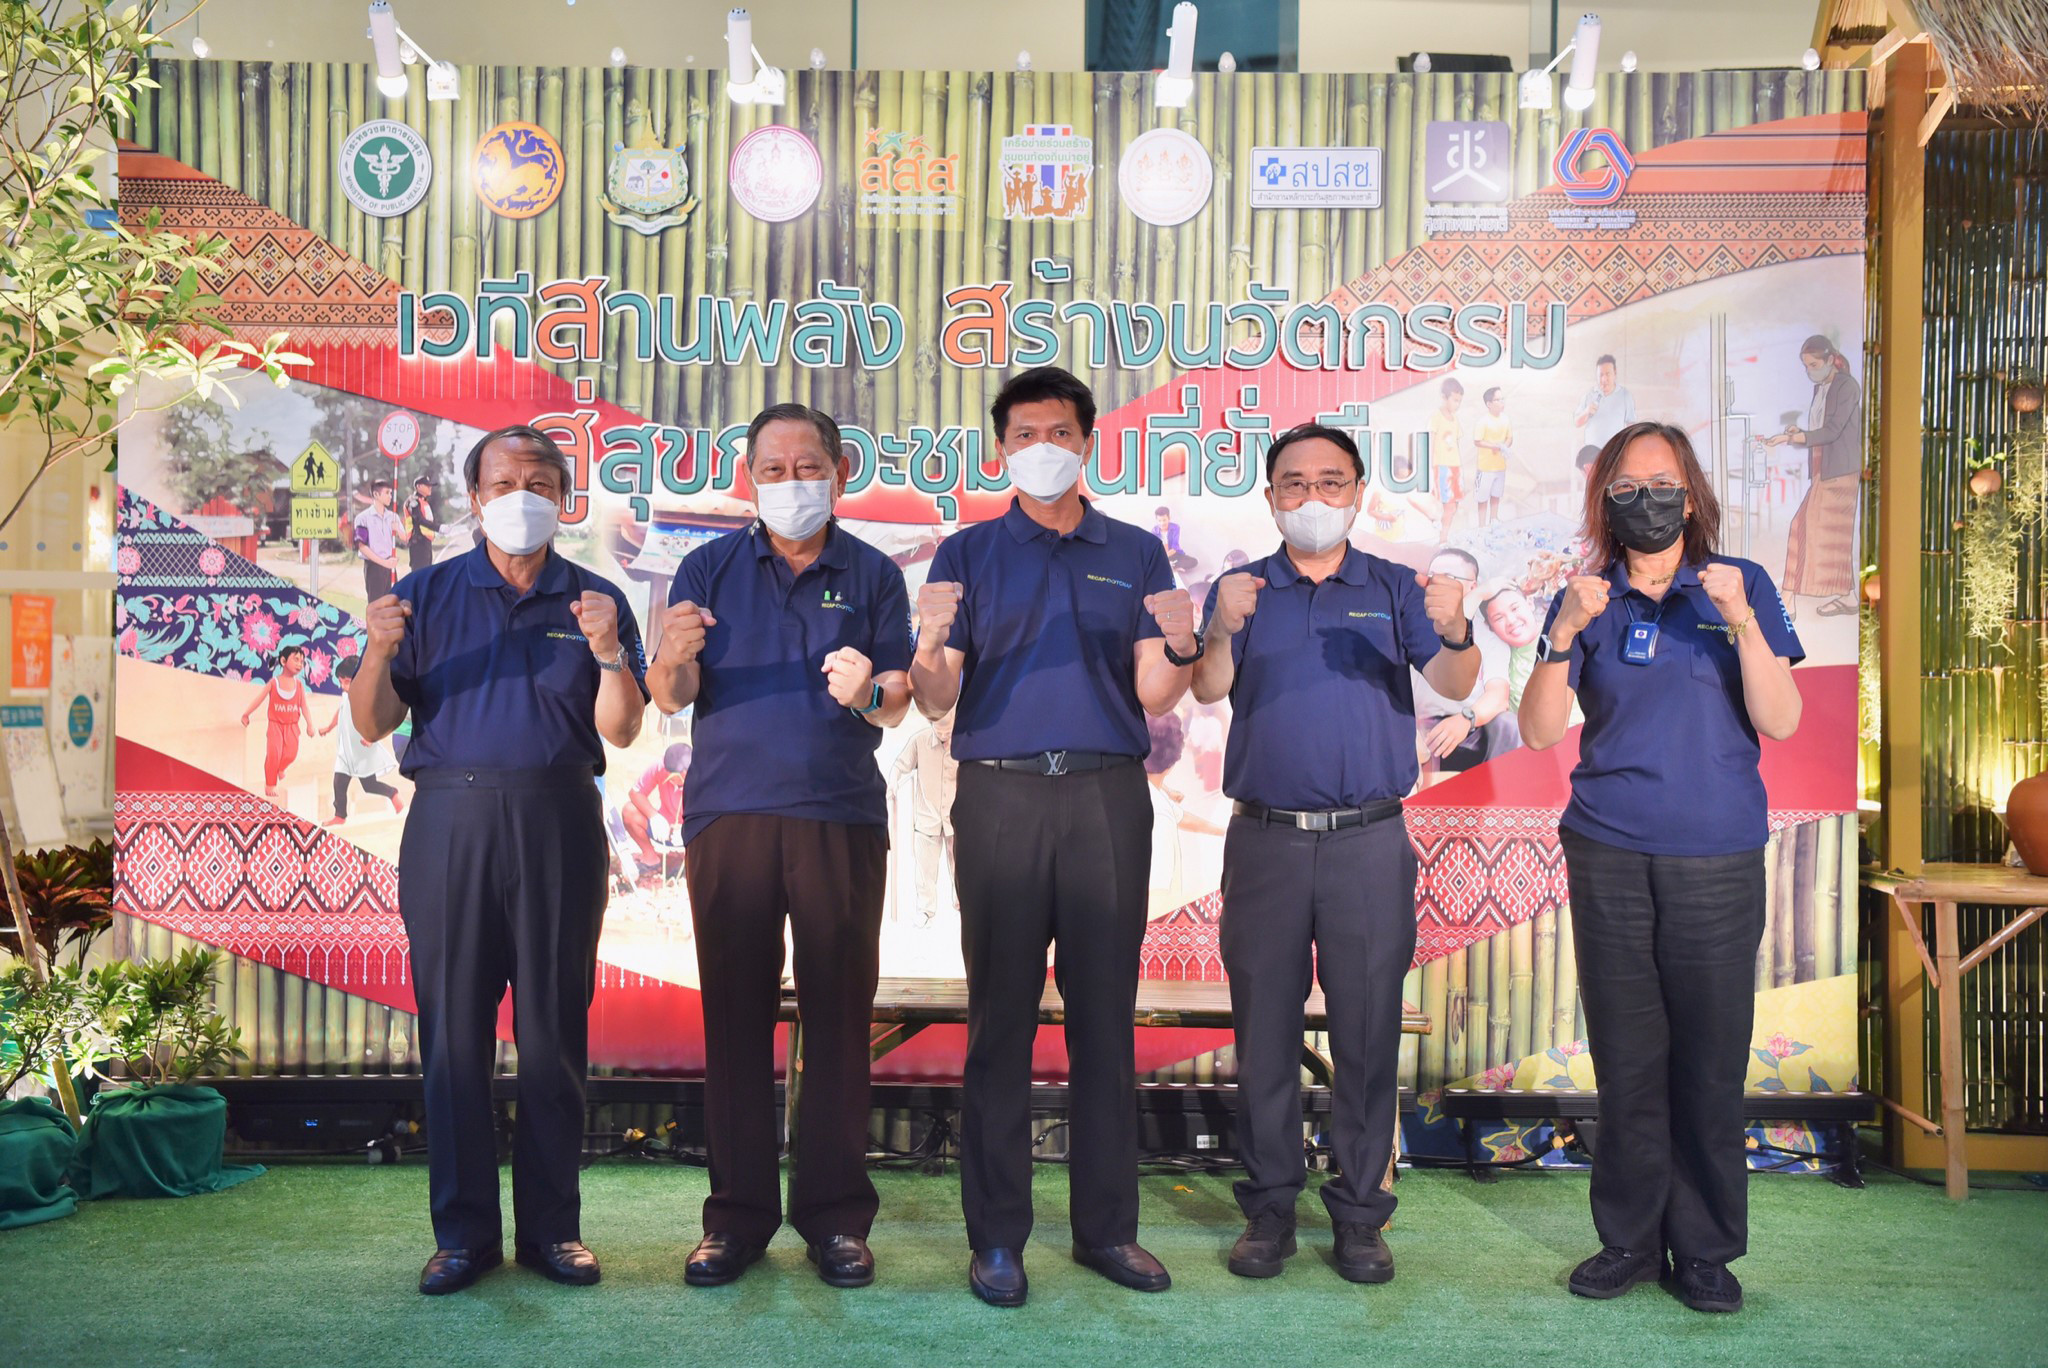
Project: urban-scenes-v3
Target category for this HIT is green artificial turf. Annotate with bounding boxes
[2,1162,2043,1367]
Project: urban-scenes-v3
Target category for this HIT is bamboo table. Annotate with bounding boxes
[1866,863,2048,1199]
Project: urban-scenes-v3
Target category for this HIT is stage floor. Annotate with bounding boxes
[4,1163,2043,1366]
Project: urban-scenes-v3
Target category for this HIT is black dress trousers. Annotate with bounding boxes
[1219,810,1417,1226]
[397,765,608,1251]
[682,813,887,1246]
[1559,827,1767,1265]
[952,759,1152,1252]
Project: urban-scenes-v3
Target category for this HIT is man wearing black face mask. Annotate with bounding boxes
[1519,421,1805,1317]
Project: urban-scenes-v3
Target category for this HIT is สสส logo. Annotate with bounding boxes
[339,119,431,218]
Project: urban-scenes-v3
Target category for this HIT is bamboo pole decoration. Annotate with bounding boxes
[1464,939,1488,1079]
[1553,903,1580,1047]
[1419,958,1446,1092]
[1508,918,1535,1063]
[1488,926,1512,1069]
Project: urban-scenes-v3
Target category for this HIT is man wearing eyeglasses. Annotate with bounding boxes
[1192,423,1478,1285]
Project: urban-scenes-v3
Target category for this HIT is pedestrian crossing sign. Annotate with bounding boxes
[290,441,340,494]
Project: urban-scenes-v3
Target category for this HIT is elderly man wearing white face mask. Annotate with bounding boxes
[646,403,913,1291]
[349,425,650,1294]
[1191,423,1476,1286]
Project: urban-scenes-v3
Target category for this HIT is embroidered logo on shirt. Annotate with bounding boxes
[820,588,856,613]
[1085,573,1134,590]
[544,629,585,642]
[1348,610,1391,620]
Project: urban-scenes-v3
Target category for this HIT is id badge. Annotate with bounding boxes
[1621,621,1660,665]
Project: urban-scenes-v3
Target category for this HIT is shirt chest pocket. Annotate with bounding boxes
[1319,611,1401,678]
[1688,627,1736,688]
[531,629,596,697]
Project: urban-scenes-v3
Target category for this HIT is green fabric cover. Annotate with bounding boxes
[0,1096,79,1229]
[68,1084,264,1200]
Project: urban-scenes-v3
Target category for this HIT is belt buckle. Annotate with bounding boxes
[1042,749,1069,777]
[1296,810,1333,832]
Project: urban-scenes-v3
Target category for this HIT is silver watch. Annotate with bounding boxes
[594,644,627,672]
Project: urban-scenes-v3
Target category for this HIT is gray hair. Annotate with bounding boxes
[462,424,572,494]
[745,403,843,463]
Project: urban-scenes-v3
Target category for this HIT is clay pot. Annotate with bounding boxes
[2010,770,2048,877]
[1971,466,2004,496]
[2011,383,2044,414]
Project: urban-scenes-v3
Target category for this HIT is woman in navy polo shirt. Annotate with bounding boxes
[1520,420,1804,1316]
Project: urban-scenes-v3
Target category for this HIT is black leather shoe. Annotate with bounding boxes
[515,1239,601,1286]
[1672,1257,1743,1313]
[1568,1245,1664,1300]
[685,1232,765,1287]
[1228,1210,1298,1279]
[418,1242,503,1295]
[806,1235,875,1288]
[1332,1221,1395,1284]
[968,1247,1028,1307]
[1072,1242,1171,1292]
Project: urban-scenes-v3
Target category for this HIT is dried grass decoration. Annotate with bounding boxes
[1915,0,2048,123]
[1957,429,2048,651]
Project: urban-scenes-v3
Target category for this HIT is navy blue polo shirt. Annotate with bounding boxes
[388,543,649,776]
[1545,554,1805,856]
[1202,545,1442,808]
[927,498,1173,762]
[671,521,912,843]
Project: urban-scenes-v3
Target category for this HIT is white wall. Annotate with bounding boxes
[1300,0,1821,72]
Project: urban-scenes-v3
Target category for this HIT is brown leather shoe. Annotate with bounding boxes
[1072,1242,1171,1291]
[515,1239,601,1286]
[418,1242,503,1295]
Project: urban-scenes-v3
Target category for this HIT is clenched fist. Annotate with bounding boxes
[1416,572,1469,639]
[916,580,963,651]
[1698,563,1749,621]
[363,594,412,664]
[1144,587,1197,654]
[822,646,875,708]
[569,590,620,656]
[1551,575,1612,641]
[657,599,717,666]
[1207,572,1266,638]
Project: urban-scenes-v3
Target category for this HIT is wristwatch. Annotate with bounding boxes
[851,681,885,717]
[594,644,627,673]
[1535,633,1574,664]
[1437,618,1474,650]
[1162,636,1205,667]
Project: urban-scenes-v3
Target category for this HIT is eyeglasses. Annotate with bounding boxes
[1604,477,1686,504]
[1273,477,1358,501]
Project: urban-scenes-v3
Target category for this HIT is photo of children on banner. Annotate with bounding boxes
[322,655,404,827]
[239,644,315,798]
[353,478,406,599]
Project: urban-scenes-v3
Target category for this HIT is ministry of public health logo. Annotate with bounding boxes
[339,120,431,218]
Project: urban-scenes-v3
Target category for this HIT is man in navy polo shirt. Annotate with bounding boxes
[349,425,649,1295]
[1192,423,1476,1285]
[909,365,1197,1307]
[647,403,912,1291]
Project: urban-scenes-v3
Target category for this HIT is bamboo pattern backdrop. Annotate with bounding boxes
[120,62,1868,1097]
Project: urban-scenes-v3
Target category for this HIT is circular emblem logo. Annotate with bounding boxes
[1118,127,1213,227]
[67,695,92,748]
[728,125,822,223]
[473,121,565,220]
[378,411,420,462]
[339,120,431,218]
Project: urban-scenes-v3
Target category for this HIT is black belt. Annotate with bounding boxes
[411,764,598,791]
[1232,797,1403,831]
[972,750,1138,777]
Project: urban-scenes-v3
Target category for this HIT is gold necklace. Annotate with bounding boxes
[1639,570,1676,586]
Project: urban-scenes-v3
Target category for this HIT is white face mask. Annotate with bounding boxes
[1004,441,1085,502]
[755,477,835,541]
[1274,498,1358,555]
[477,490,560,556]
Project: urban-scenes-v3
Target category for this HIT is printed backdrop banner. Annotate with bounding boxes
[115,62,1865,1108]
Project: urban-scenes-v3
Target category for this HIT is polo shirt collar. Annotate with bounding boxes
[1261,542,1371,586]
[750,518,852,570]
[462,541,571,596]
[1002,496,1107,544]
[1606,555,1703,597]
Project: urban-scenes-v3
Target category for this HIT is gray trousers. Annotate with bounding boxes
[1220,809,1417,1225]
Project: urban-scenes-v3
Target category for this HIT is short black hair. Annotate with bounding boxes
[413,475,433,489]
[371,479,395,495]
[991,365,1096,440]
[1596,354,1618,369]
[1482,386,1503,404]
[463,424,572,494]
[745,403,842,462]
[1143,711,1185,775]
[1440,377,1464,397]
[1155,506,1172,517]
[335,654,361,682]
[661,742,692,772]
[276,644,306,666]
[1432,546,1480,579]
[1264,422,1365,481]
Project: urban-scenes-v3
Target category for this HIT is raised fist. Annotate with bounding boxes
[1208,573,1265,637]
[822,645,875,708]
[1144,587,1196,652]
[657,600,717,666]
[1552,575,1612,640]
[364,594,411,664]
[569,590,620,656]
[917,580,963,647]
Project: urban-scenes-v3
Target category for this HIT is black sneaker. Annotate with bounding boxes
[1568,1246,1664,1299]
[1332,1221,1394,1284]
[1672,1258,1743,1313]
[1227,1210,1298,1279]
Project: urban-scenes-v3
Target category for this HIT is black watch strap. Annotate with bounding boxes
[1162,635,1205,667]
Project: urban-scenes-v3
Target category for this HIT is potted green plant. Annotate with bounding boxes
[68,949,264,1199]
[0,965,97,1227]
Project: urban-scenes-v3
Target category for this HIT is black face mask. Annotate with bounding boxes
[1605,488,1687,553]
